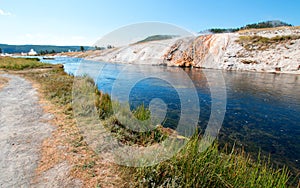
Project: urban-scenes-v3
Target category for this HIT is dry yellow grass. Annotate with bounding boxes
[35,93,123,187]
[0,76,9,90]
[0,58,125,187]
[59,47,120,59]
[18,68,125,187]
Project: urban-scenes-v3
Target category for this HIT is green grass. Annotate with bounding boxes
[94,89,113,119]
[77,78,293,187]
[35,69,74,105]
[0,57,48,70]
[73,77,167,146]
[237,35,300,51]
[101,115,168,146]
[132,104,151,121]
[124,136,290,188]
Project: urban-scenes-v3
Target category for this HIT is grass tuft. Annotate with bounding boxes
[124,136,291,188]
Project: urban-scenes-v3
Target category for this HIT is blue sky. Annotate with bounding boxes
[0,0,299,46]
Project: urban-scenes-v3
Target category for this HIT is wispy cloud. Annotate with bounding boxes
[0,9,13,16]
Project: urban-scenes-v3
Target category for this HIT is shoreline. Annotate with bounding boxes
[54,26,300,75]
[47,53,300,75]
[0,57,297,186]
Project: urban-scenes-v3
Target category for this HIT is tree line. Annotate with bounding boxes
[207,20,293,34]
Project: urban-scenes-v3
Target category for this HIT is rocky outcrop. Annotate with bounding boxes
[73,27,300,74]
[163,34,231,69]
[221,28,300,73]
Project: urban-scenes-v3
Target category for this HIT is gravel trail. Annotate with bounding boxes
[0,74,54,187]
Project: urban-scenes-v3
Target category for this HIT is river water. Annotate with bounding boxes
[41,56,300,173]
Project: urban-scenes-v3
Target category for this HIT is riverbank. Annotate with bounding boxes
[0,58,124,187]
[61,26,300,75]
[0,57,296,187]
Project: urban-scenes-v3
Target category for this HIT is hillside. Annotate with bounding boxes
[135,35,178,44]
[65,26,300,74]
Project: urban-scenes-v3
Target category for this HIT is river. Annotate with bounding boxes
[40,56,300,174]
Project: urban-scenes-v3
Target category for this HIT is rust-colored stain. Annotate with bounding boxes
[164,34,219,67]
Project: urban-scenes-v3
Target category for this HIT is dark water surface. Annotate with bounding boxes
[41,56,300,173]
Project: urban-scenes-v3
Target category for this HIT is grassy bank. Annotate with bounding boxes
[0,57,48,70]
[125,137,290,187]
[237,35,300,51]
[19,64,124,187]
[0,57,296,187]
[0,57,124,186]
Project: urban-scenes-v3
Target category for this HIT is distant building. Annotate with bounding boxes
[28,49,37,56]
[1,53,13,57]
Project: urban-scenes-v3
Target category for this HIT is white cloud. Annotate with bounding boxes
[0,9,13,16]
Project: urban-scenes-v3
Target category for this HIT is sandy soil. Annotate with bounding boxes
[0,73,81,187]
[0,76,9,90]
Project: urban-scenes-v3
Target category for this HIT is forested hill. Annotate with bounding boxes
[205,20,293,34]
[0,44,90,54]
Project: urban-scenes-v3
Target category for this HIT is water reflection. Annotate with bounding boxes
[220,71,300,173]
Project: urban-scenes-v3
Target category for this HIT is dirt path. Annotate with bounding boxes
[0,74,54,187]
[0,76,9,90]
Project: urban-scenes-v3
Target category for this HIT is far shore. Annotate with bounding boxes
[54,26,300,75]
